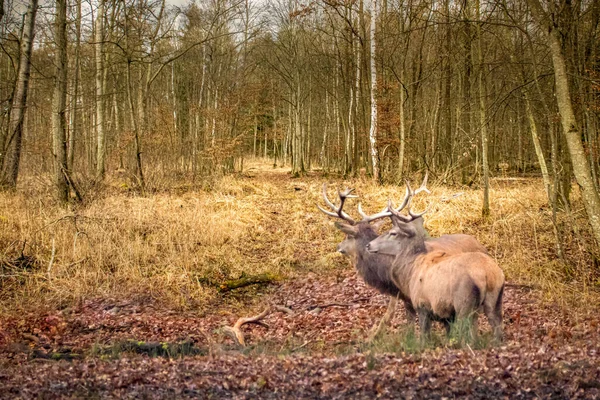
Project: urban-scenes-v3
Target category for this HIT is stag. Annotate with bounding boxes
[366,191,505,341]
[318,177,489,340]
[318,185,412,339]
[376,178,487,257]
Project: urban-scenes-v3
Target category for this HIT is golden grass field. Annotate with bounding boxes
[0,160,598,315]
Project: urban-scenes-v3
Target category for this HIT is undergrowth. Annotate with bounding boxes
[364,318,496,356]
[0,160,598,315]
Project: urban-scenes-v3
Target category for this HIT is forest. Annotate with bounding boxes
[0,0,599,397]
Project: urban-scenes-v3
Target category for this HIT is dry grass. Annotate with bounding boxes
[0,160,598,314]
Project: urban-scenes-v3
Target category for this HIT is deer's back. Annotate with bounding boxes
[410,252,504,317]
[427,234,487,255]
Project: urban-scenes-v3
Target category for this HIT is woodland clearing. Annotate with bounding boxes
[0,161,598,399]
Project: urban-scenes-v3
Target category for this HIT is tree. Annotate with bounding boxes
[52,0,69,202]
[368,0,380,182]
[96,0,106,180]
[526,0,600,247]
[0,0,38,189]
[476,0,490,218]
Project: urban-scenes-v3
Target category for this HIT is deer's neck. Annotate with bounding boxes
[355,237,399,297]
[391,240,426,299]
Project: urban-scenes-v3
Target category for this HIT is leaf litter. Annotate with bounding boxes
[0,168,599,398]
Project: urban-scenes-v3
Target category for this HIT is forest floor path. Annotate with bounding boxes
[0,162,599,398]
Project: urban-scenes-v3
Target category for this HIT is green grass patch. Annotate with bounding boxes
[91,339,207,359]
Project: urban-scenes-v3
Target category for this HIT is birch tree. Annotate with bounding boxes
[368,0,379,182]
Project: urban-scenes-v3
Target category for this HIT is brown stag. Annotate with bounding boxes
[318,178,489,340]
[318,185,410,339]
[366,190,505,341]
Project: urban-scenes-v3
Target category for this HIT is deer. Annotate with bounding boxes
[318,185,410,340]
[318,177,489,340]
[365,190,505,342]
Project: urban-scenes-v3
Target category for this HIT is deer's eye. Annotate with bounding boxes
[389,231,397,237]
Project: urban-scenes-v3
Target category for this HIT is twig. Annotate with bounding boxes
[306,302,354,310]
[274,305,294,314]
[66,258,86,269]
[505,283,538,290]
[47,238,56,278]
[466,344,476,357]
[291,340,312,352]
[440,193,464,202]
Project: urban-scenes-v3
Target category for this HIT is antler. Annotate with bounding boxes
[317,184,357,224]
[223,307,272,347]
[389,172,430,222]
[357,202,392,222]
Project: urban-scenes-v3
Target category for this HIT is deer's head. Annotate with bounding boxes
[317,184,390,259]
[366,176,430,256]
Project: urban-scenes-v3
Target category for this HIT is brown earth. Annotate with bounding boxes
[0,165,599,399]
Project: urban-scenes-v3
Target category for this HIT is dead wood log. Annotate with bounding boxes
[218,273,278,292]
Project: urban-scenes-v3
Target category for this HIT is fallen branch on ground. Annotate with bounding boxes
[218,273,279,292]
[306,302,354,310]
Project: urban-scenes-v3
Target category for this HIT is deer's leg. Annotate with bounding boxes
[367,296,397,342]
[484,286,504,342]
[404,301,417,326]
[470,313,479,342]
[442,318,453,336]
[418,309,432,342]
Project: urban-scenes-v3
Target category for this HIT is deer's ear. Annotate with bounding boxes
[371,220,386,232]
[397,224,417,238]
[334,221,358,236]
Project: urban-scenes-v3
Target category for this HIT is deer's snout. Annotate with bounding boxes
[337,244,347,255]
[366,242,377,253]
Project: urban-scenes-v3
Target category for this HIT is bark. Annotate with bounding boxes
[218,273,278,292]
[368,0,380,182]
[0,0,38,188]
[476,0,490,218]
[126,61,144,189]
[68,0,81,172]
[527,0,600,247]
[523,91,551,200]
[95,0,106,179]
[443,0,453,168]
[398,65,406,182]
[52,0,69,202]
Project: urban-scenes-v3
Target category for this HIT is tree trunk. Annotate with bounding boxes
[368,0,380,182]
[0,0,38,188]
[476,0,490,218]
[523,91,551,200]
[52,0,69,202]
[527,0,600,247]
[68,0,81,172]
[398,66,406,182]
[95,0,106,180]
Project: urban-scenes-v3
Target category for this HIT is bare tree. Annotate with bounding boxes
[476,0,490,218]
[0,0,38,188]
[52,0,69,202]
[368,0,380,182]
[96,0,106,179]
[526,0,600,247]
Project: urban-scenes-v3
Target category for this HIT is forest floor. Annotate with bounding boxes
[0,162,599,399]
